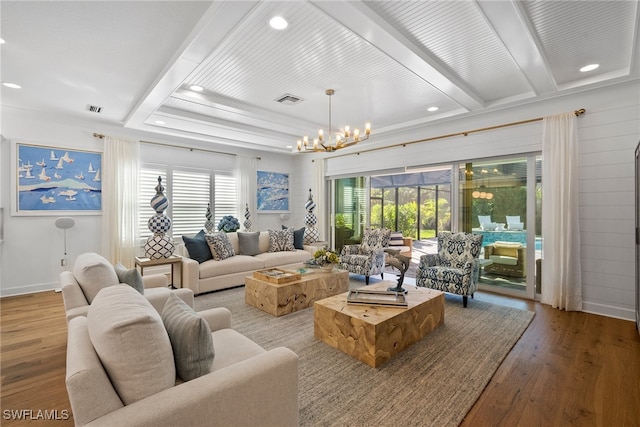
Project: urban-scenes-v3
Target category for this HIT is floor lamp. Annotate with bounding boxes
[55,216,75,270]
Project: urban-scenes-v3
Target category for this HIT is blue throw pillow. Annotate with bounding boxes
[182,230,212,263]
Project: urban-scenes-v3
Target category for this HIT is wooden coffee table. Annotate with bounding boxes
[245,266,349,317]
[314,282,444,368]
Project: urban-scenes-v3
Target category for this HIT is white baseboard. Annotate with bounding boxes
[0,281,57,298]
[582,300,636,322]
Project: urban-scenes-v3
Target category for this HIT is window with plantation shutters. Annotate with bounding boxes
[172,170,212,236]
[139,166,236,242]
[213,174,237,227]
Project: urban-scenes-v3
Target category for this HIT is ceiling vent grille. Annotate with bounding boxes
[86,104,103,113]
[275,94,303,105]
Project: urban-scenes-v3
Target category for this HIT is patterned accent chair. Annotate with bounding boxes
[415,231,484,307]
[339,228,392,285]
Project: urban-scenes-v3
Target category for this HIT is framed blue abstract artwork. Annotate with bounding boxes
[256,170,289,213]
[12,141,102,216]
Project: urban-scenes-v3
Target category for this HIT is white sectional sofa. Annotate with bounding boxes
[176,231,316,295]
[66,284,299,426]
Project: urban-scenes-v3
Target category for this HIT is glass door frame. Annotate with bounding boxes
[456,155,539,300]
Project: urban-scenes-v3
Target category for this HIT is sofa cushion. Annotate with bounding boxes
[73,252,119,303]
[182,230,212,263]
[114,263,144,295]
[238,232,261,256]
[205,232,236,261]
[210,328,266,372]
[389,231,404,246]
[489,255,519,266]
[198,255,265,278]
[86,285,175,405]
[161,293,214,381]
[268,228,295,252]
[255,249,310,268]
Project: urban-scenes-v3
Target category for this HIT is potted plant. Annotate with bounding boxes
[217,215,240,233]
[312,248,340,270]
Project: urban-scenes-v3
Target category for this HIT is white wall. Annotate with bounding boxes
[294,80,640,321]
[0,108,294,296]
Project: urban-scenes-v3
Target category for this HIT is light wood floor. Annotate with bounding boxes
[1,290,639,426]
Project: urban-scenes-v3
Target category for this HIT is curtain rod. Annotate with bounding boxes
[92,133,237,157]
[330,108,586,159]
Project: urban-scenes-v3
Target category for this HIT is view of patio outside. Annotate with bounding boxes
[333,156,542,296]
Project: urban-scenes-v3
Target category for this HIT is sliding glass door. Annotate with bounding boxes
[332,177,367,252]
[459,156,540,298]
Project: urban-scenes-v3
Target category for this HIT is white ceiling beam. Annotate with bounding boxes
[475,0,557,95]
[310,0,485,112]
[124,1,260,129]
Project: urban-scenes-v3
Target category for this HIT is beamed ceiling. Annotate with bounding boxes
[1,1,638,154]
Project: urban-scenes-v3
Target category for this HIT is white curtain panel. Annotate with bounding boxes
[237,156,257,229]
[102,136,140,268]
[541,113,582,311]
[313,160,326,241]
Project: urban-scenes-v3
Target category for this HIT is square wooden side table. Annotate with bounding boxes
[134,255,182,288]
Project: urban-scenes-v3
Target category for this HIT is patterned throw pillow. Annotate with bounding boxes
[361,228,380,252]
[161,293,214,381]
[205,232,235,261]
[389,231,404,246]
[379,228,392,247]
[268,228,295,252]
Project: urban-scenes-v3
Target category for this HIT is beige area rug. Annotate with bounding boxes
[195,282,534,427]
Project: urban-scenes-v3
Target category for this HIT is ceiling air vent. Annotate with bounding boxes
[86,104,103,113]
[275,94,303,106]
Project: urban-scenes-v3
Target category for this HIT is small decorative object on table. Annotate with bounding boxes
[217,215,240,233]
[384,248,410,293]
[347,288,408,307]
[303,188,320,244]
[305,248,339,270]
[243,203,252,231]
[204,203,214,233]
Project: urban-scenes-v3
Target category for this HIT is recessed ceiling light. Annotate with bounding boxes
[3,82,21,89]
[154,120,166,125]
[286,145,293,149]
[269,16,288,30]
[580,64,599,72]
[427,106,439,112]
[0,38,5,44]
[189,85,204,92]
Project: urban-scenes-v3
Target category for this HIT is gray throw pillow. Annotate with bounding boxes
[205,232,235,261]
[161,293,214,381]
[238,231,261,255]
[114,263,144,295]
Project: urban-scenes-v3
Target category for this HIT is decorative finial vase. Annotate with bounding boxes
[303,188,319,243]
[204,203,214,234]
[143,176,175,259]
[243,203,252,231]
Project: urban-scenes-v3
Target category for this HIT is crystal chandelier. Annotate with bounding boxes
[297,89,371,153]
